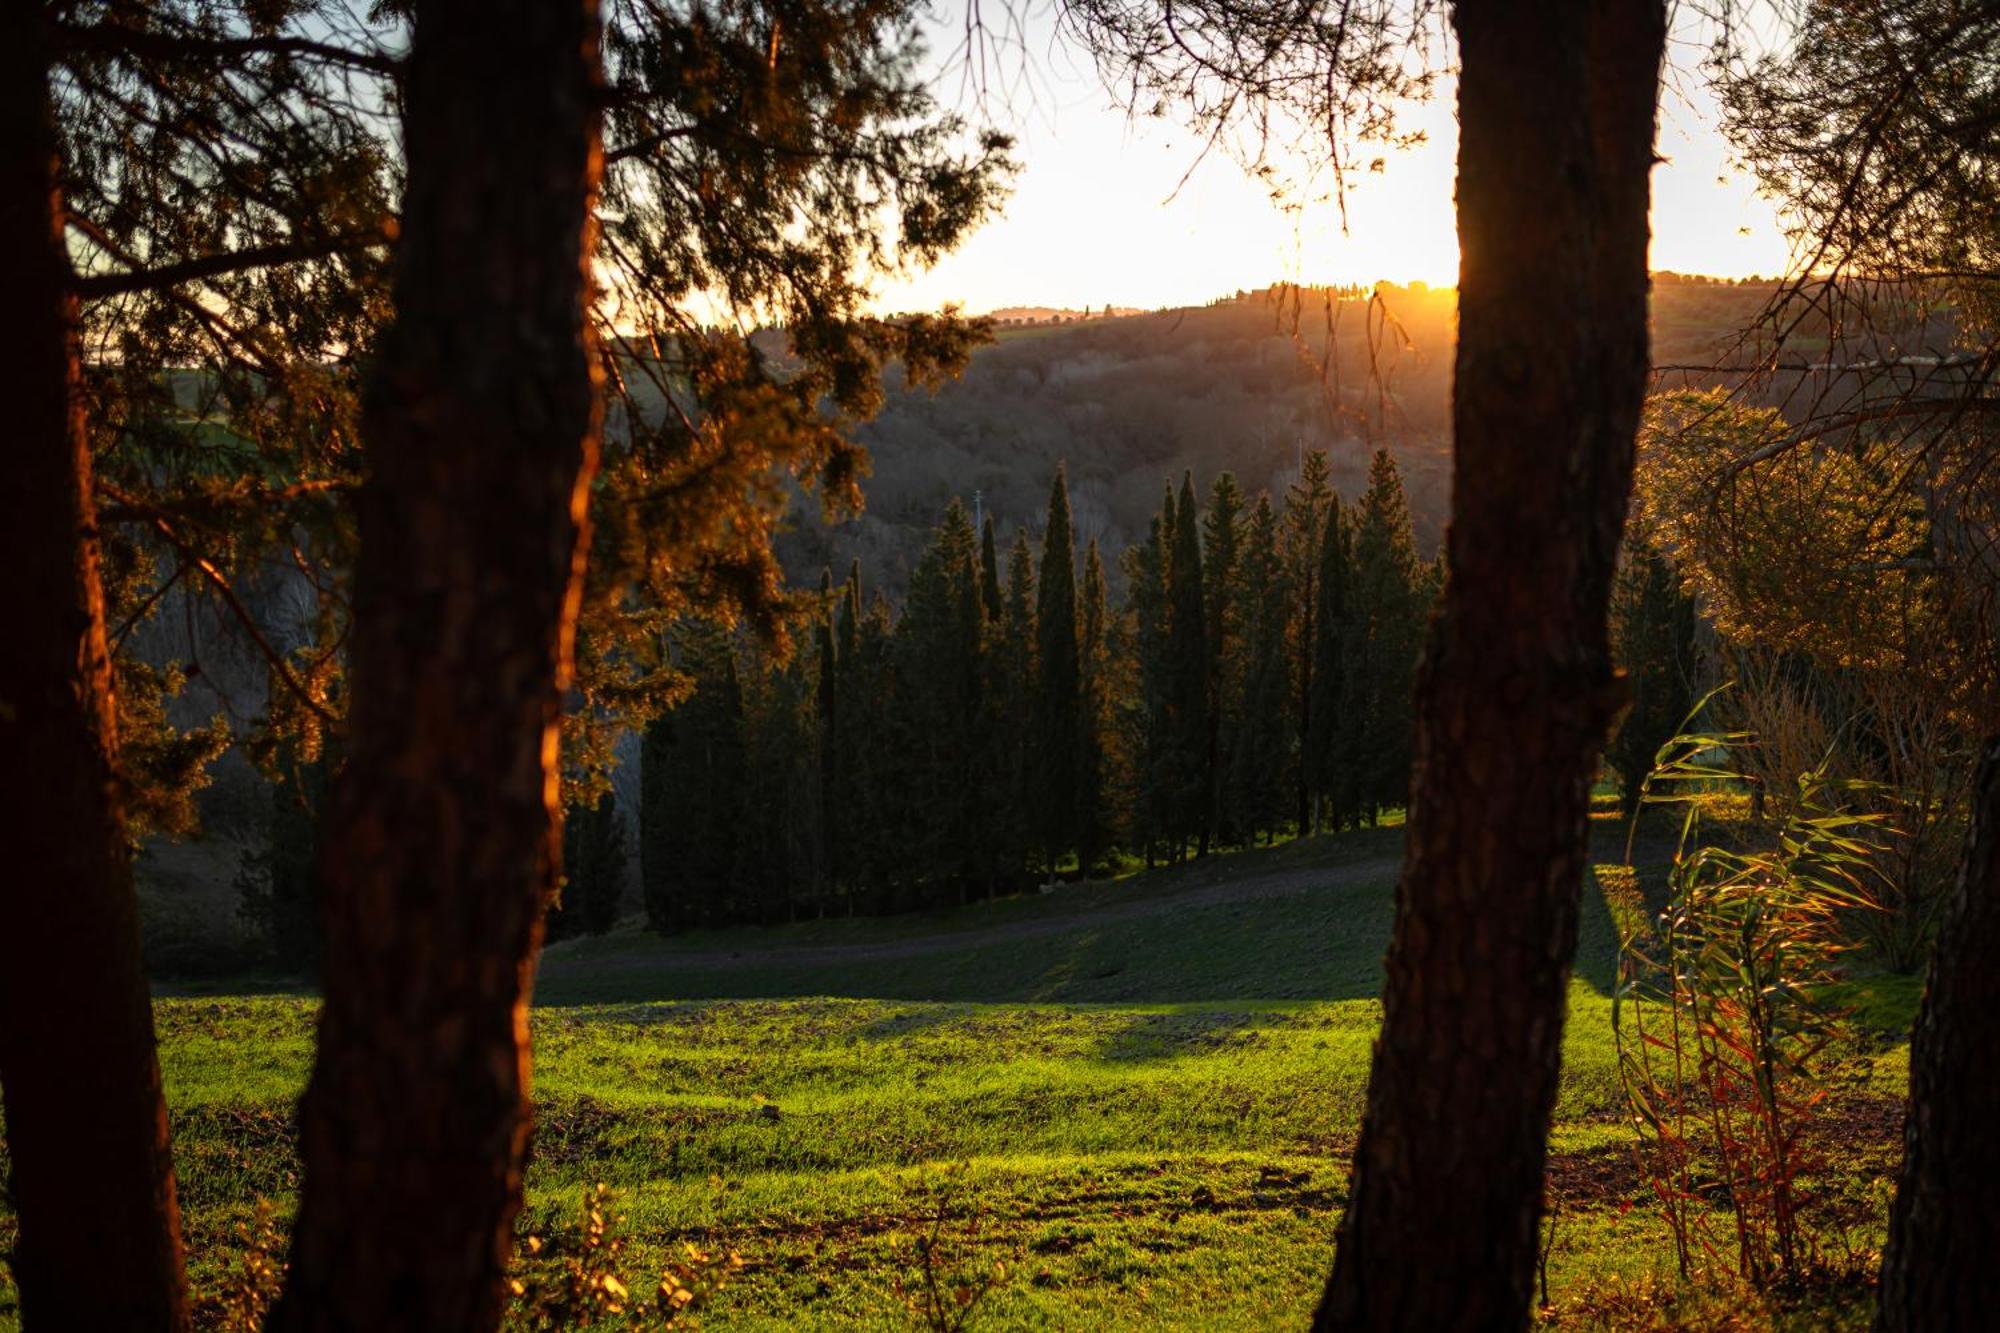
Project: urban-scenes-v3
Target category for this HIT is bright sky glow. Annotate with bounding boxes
[875,6,1798,314]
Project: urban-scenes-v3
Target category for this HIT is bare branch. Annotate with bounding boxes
[1724,397,2000,479]
[71,223,395,299]
[55,19,403,79]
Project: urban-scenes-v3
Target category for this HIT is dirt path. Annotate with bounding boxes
[541,853,1403,977]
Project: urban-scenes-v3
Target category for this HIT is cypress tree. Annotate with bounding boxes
[972,517,1011,896]
[898,500,985,903]
[833,562,872,912]
[1283,450,1337,833]
[641,629,746,931]
[816,568,839,902]
[1346,448,1423,822]
[1201,472,1245,850]
[839,559,863,662]
[980,513,1005,624]
[950,513,988,891]
[700,643,749,920]
[1122,500,1174,866]
[1035,467,1083,878]
[999,530,1038,884]
[845,594,899,912]
[551,788,626,940]
[1079,538,1114,875]
[238,751,329,973]
[1308,498,1354,830]
[1167,472,1208,858]
[638,708,674,929]
[1231,495,1291,844]
[742,653,822,921]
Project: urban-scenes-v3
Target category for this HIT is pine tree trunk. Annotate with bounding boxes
[0,19,192,1330]
[1876,736,2000,1331]
[1313,3,1663,1329]
[269,0,602,1326]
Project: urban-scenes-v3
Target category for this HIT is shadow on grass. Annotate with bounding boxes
[532,818,1637,1011]
[165,821,1634,1012]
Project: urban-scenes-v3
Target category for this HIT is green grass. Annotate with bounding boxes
[0,822,1915,1329]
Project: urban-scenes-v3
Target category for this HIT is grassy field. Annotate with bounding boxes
[0,821,1918,1329]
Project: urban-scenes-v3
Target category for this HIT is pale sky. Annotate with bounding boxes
[875,5,1799,314]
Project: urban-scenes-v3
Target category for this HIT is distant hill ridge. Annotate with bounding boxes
[780,278,1799,597]
[981,304,1149,324]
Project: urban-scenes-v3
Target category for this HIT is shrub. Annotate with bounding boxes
[508,1182,740,1329]
[1612,716,1884,1287]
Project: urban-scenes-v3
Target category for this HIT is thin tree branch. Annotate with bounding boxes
[604,125,699,165]
[100,483,339,727]
[1724,397,2000,478]
[71,223,395,299]
[96,478,357,526]
[55,20,403,79]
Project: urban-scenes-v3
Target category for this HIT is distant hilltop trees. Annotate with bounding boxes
[986,304,1145,325]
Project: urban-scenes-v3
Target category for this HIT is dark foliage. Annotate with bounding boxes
[638,458,1434,926]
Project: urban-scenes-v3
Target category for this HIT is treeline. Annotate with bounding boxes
[635,450,1440,930]
[242,460,1700,960]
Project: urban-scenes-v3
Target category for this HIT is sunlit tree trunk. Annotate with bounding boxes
[269,0,603,1324]
[1314,2,1664,1328]
[0,16,191,1330]
[1877,736,2000,1330]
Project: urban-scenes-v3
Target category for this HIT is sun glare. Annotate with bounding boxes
[878,50,1792,316]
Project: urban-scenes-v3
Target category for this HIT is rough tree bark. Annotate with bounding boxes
[1313,2,1665,1329]
[268,0,603,1325]
[0,15,191,1330]
[1876,735,2000,1330]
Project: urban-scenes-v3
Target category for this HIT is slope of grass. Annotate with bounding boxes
[0,822,1913,1329]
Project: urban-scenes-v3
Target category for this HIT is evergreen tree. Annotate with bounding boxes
[1167,472,1209,857]
[1283,450,1337,832]
[1606,540,1700,813]
[1078,539,1115,874]
[1420,547,1449,613]
[816,568,840,902]
[741,654,821,921]
[898,500,985,903]
[237,751,329,973]
[1346,449,1424,822]
[1230,495,1292,843]
[1308,497,1355,830]
[551,789,625,940]
[1121,499,1175,865]
[972,517,1011,896]
[996,530,1038,884]
[641,629,746,931]
[980,514,1005,624]
[1034,469,1083,877]
[950,516,989,893]
[833,562,872,912]
[1202,472,1245,849]
[839,559,864,663]
[844,593,899,912]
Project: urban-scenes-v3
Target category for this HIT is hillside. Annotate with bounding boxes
[124,276,1797,969]
[779,277,1788,597]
